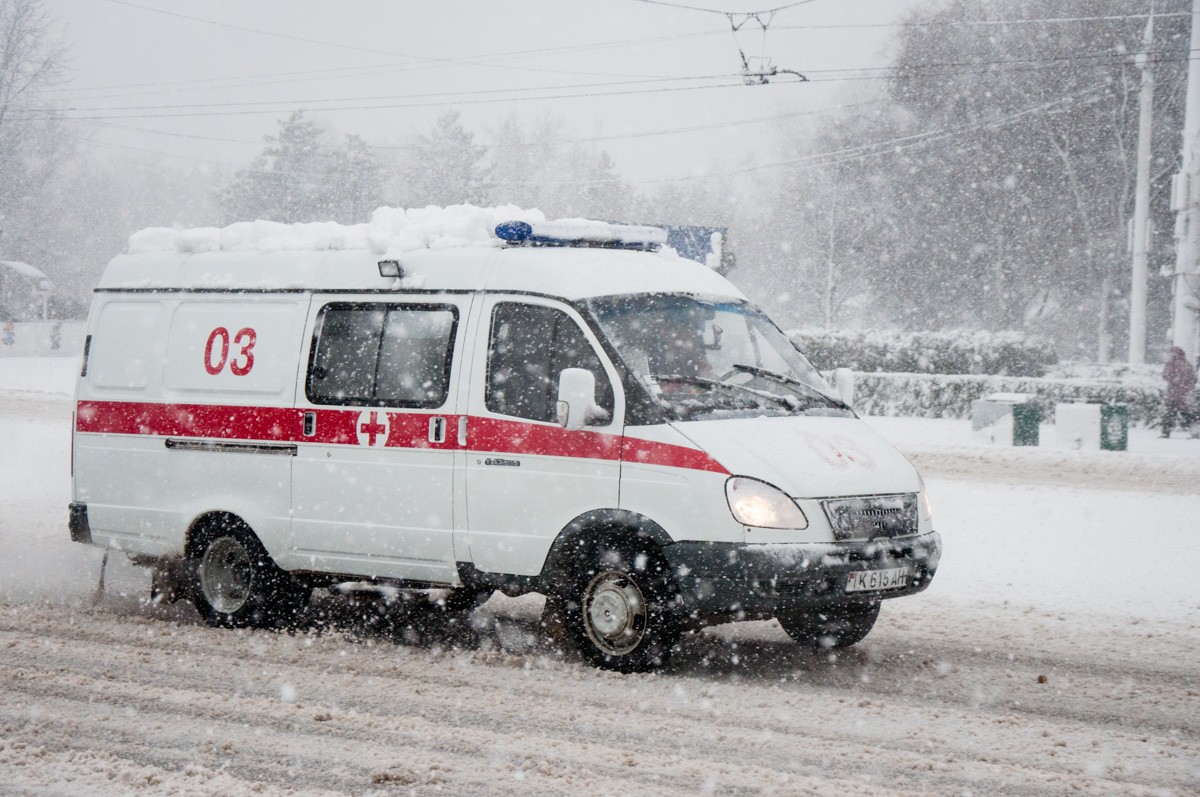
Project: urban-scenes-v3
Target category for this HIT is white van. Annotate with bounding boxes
[70,209,940,672]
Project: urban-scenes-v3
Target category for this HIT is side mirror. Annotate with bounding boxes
[832,367,854,406]
[556,368,609,430]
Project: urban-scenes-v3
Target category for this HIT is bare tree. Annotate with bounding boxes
[0,0,71,260]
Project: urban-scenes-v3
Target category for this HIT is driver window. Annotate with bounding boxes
[485,302,615,424]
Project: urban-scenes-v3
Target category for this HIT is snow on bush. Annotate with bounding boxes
[793,330,1169,425]
[790,328,1058,377]
[849,371,1165,426]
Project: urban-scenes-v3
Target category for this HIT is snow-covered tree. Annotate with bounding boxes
[877,0,1190,356]
[398,110,487,207]
[222,112,330,223]
[222,112,386,224]
[327,133,386,222]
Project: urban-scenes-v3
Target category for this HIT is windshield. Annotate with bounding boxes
[588,294,850,421]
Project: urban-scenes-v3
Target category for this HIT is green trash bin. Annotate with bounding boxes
[1012,403,1040,447]
[1100,404,1128,451]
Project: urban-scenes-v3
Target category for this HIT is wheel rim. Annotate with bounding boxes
[199,537,253,615]
[583,570,647,656]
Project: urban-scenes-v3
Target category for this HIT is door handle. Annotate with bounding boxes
[457,416,468,446]
[303,411,316,437]
[429,416,446,444]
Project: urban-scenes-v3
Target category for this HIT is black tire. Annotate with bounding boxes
[777,602,880,650]
[557,541,682,673]
[189,520,309,629]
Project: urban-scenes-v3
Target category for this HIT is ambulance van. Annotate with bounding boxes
[70,209,941,672]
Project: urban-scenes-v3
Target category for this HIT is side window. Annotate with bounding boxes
[307,303,456,407]
[485,302,614,423]
[89,302,162,390]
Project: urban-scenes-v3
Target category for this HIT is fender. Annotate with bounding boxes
[540,508,674,580]
[457,509,675,597]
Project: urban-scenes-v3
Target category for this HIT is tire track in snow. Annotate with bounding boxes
[1,598,1196,796]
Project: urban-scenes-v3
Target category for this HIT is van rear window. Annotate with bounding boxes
[307,303,457,408]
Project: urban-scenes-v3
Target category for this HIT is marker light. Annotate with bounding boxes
[494,220,667,251]
[377,260,403,278]
[725,477,809,529]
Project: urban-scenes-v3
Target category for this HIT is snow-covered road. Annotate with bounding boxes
[0,358,1197,795]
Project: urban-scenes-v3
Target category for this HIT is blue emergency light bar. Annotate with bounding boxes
[495,220,667,251]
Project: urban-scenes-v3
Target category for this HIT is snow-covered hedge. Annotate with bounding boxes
[850,372,1166,426]
[790,329,1057,377]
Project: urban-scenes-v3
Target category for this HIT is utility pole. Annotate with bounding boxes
[1171,0,1200,360]
[1130,8,1154,365]
[824,185,837,330]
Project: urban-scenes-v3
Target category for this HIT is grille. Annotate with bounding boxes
[822,494,918,541]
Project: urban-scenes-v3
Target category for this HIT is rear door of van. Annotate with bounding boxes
[289,295,467,583]
[75,294,305,559]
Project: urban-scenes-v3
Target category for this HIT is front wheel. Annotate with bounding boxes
[191,523,308,628]
[558,543,682,673]
[777,602,880,650]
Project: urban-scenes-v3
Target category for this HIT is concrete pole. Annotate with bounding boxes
[1171,0,1200,361]
[1130,11,1154,365]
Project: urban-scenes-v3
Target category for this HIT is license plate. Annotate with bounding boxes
[845,566,909,593]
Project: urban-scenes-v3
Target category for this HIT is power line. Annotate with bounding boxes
[13,76,752,121]
[69,97,890,163]
[775,12,1190,31]
[484,84,1116,188]
[19,45,1193,123]
[95,0,703,84]
[46,29,731,103]
[375,97,892,149]
[630,0,816,15]
[51,72,739,114]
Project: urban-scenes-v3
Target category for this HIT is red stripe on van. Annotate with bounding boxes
[75,400,299,441]
[75,400,727,474]
[620,436,729,474]
[469,416,622,461]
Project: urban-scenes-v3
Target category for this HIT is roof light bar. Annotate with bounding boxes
[495,220,667,251]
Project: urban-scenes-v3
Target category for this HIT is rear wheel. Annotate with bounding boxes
[558,541,682,673]
[777,602,880,650]
[190,521,308,628]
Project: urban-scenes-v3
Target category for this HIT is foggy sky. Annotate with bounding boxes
[44,0,924,185]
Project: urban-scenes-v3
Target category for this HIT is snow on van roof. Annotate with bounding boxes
[127,204,674,260]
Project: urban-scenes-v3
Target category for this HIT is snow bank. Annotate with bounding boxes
[128,204,552,257]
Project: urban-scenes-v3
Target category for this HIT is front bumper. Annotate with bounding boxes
[664,530,941,621]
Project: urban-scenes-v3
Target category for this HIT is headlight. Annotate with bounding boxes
[725,477,808,529]
[918,473,933,521]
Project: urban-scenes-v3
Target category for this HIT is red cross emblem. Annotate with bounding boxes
[355,410,389,447]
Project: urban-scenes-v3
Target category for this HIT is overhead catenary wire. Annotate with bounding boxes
[775,11,1191,31]
[75,97,893,159]
[629,0,816,16]
[14,45,1196,123]
[46,11,1182,102]
[484,83,1121,188]
[95,0,710,84]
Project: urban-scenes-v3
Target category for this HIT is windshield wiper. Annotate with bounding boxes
[650,373,798,411]
[728,364,848,410]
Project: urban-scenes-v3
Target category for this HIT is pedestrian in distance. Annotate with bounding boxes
[1160,346,1197,438]
[2,320,14,347]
